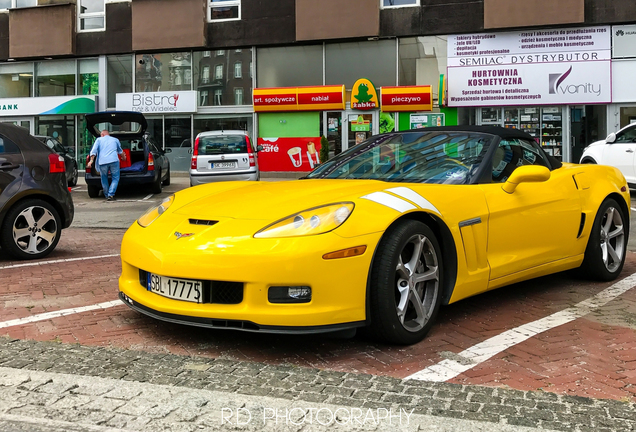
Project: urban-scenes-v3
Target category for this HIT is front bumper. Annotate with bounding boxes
[119,218,382,330]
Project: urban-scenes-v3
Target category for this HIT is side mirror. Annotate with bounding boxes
[502,165,551,194]
[165,148,172,153]
[606,133,617,144]
[256,145,263,152]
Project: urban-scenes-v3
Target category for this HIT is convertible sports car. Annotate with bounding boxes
[119,126,629,345]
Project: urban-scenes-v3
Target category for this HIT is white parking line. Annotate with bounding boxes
[142,194,153,200]
[71,187,82,191]
[0,254,120,270]
[406,272,636,382]
[0,300,122,329]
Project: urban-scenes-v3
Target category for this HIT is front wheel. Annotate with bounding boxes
[68,163,78,187]
[368,220,443,345]
[581,198,627,281]
[0,199,61,260]
[87,184,101,198]
[162,168,171,186]
[151,169,163,194]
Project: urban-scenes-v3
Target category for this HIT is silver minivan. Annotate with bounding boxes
[189,130,260,186]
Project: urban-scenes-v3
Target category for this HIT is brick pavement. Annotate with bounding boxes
[1,227,636,406]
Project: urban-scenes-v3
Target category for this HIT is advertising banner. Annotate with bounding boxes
[0,95,96,117]
[257,137,322,172]
[116,91,197,114]
[410,113,445,129]
[612,25,636,58]
[253,86,345,112]
[381,86,433,112]
[447,26,612,107]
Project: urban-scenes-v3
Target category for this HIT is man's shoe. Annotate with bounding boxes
[107,196,114,202]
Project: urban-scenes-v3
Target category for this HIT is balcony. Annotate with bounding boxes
[484,0,584,29]
[296,0,379,41]
[9,3,75,58]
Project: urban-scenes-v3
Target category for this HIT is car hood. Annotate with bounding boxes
[172,179,404,221]
[586,138,606,149]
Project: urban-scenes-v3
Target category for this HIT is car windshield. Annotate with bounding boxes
[197,135,247,155]
[307,131,493,184]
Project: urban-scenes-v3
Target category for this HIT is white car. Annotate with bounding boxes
[580,123,636,187]
[189,130,261,186]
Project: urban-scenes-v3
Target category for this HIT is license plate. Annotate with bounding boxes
[147,273,202,303]
[211,161,236,169]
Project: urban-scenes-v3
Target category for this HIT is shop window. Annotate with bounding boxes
[36,60,76,97]
[234,88,243,105]
[234,62,242,79]
[107,55,132,108]
[215,65,223,80]
[326,40,396,88]
[257,45,323,88]
[381,0,419,8]
[135,52,192,92]
[79,58,98,95]
[214,90,223,105]
[78,0,105,32]
[0,0,37,10]
[208,0,240,22]
[399,36,448,102]
[201,66,210,84]
[0,63,33,98]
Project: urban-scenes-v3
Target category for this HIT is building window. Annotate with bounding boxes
[201,66,210,84]
[200,91,209,106]
[214,89,223,106]
[208,0,241,22]
[0,0,37,10]
[78,0,105,31]
[234,88,243,105]
[135,52,192,92]
[216,50,225,56]
[235,49,242,53]
[381,0,419,8]
[203,51,211,57]
[215,65,223,80]
[234,62,242,79]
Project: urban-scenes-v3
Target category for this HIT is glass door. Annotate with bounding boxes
[324,111,343,157]
[0,117,34,134]
[344,110,378,152]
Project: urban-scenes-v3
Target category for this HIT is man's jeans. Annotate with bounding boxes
[98,162,120,198]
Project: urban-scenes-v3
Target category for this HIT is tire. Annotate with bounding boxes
[581,158,597,164]
[87,184,101,198]
[68,163,78,187]
[162,168,171,186]
[580,198,627,281]
[151,169,163,194]
[0,199,61,260]
[368,220,443,345]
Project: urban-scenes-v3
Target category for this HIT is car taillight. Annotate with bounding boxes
[148,152,155,171]
[246,136,256,167]
[49,153,65,173]
[191,137,199,170]
[85,155,91,173]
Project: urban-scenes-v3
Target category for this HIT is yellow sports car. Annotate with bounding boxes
[119,126,629,345]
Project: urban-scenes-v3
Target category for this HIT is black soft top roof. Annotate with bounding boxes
[403,125,537,141]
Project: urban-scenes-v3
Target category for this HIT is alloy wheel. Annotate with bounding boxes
[394,233,440,332]
[599,206,624,273]
[12,206,58,255]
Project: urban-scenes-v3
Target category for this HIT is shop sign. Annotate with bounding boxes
[410,114,445,129]
[253,86,345,112]
[380,86,432,112]
[350,115,370,132]
[0,95,96,117]
[351,78,379,110]
[257,137,321,171]
[116,91,197,114]
[613,25,636,58]
[447,26,612,107]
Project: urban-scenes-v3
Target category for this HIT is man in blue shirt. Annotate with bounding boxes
[86,130,126,201]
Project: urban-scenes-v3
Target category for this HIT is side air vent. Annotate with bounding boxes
[189,219,218,226]
[577,213,586,238]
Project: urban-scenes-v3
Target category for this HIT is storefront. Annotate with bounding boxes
[447,26,612,162]
[610,24,636,140]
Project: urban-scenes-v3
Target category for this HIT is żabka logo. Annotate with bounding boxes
[132,93,180,112]
[548,66,601,97]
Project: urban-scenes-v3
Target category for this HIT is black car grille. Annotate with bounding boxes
[139,270,243,304]
[189,219,218,226]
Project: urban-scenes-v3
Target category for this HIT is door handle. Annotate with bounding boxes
[626,149,634,153]
[0,162,19,171]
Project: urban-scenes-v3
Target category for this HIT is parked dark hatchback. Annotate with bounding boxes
[0,123,74,260]
[34,135,79,187]
[84,112,171,198]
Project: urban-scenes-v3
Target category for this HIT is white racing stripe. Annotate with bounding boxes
[406,272,636,382]
[0,254,120,270]
[385,187,440,214]
[0,300,123,329]
[361,192,416,213]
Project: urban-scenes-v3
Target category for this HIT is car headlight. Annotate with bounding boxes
[137,195,175,227]
[254,203,354,238]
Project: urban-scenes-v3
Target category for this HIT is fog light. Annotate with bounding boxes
[268,286,312,303]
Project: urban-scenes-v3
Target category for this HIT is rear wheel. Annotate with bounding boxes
[68,163,78,187]
[0,199,61,260]
[87,184,101,198]
[581,198,627,281]
[368,220,443,345]
[162,168,171,186]
[151,169,163,194]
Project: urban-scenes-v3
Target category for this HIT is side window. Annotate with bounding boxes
[492,138,550,183]
[0,136,20,154]
[616,127,636,143]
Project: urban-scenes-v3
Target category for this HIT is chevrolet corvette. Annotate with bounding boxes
[119,126,629,345]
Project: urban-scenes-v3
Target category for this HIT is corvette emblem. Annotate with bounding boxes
[174,232,194,240]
